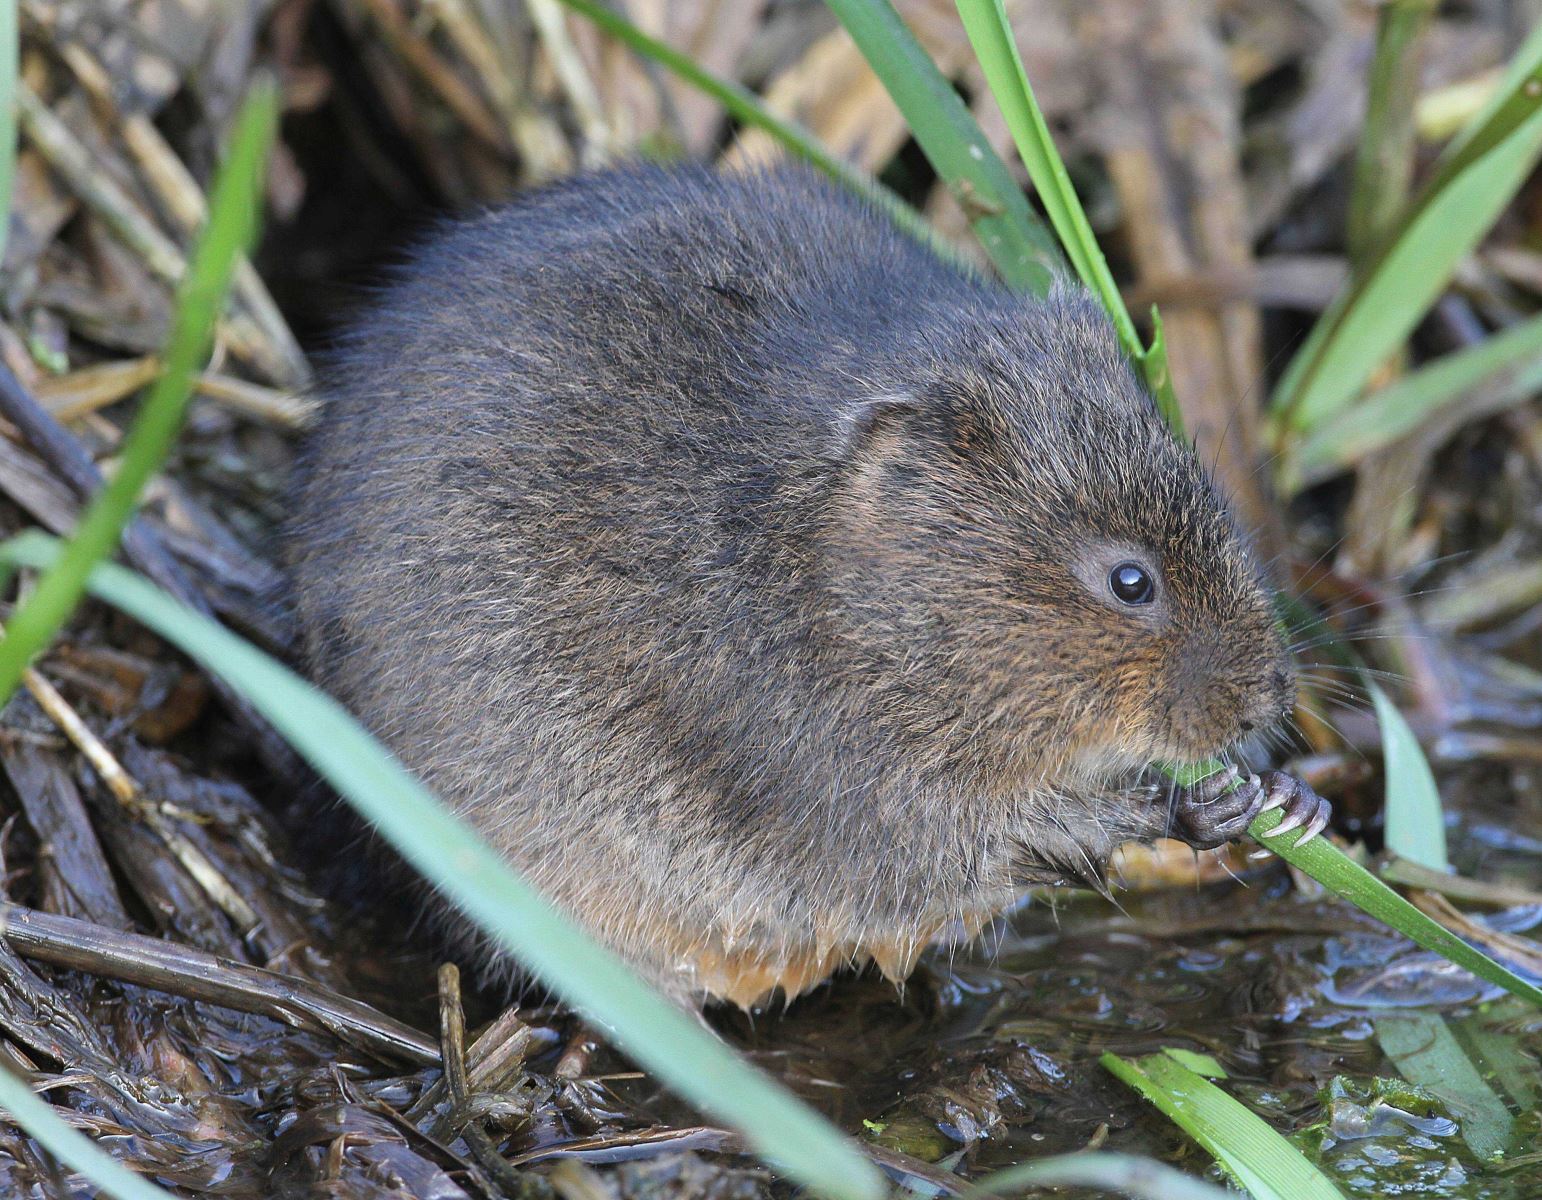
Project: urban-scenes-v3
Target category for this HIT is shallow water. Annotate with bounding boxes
[662,818,1542,1198]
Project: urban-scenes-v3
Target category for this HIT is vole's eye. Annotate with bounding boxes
[1109,562,1155,606]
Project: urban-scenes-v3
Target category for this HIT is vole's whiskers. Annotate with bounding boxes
[1293,699,1370,763]
[1295,668,1370,696]
[1288,630,1439,656]
[1296,689,1375,722]
[1296,669,1411,706]
[1258,722,1300,757]
[1286,586,1463,632]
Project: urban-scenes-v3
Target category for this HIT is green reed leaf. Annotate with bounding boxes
[1103,1050,1346,1200]
[824,0,1063,290]
[550,0,944,260]
[1252,804,1542,1009]
[1272,21,1542,434]
[1371,683,1448,872]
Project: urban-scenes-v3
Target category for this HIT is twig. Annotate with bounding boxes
[507,1126,736,1167]
[351,0,509,151]
[193,372,316,429]
[406,1001,539,1124]
[526,0,611,164]
[431,0,520,129]
[0,902,439,1065]
[436,963,472,1129]
[1410,891,1542,978]
[466,1004,538,1093]
[436,964,548,1199]
[1382,856,1542,908]
[20,666,137,805]
[20,663,261,933]
[13,83,182,281]
[35,358,314,429]
[33,358,159,423]
[438,0,574,179]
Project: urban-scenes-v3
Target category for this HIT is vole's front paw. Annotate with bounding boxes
[1171,766,1257,849]
[1172,768,1332,850]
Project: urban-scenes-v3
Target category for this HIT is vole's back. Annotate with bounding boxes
[290,164,1289,1006]
[297,165,980,724]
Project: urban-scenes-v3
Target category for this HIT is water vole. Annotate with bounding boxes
[287,164,1329,1007]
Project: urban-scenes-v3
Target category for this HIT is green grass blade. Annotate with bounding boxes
[1272,22,1542,433]
[952,0,1135,347]
[0,82,278,706]
[0,0,16,268]
[1429,18,1542,186]
[824,0,1062,291]
[1284,310,1542,489]
[1165,755,1539,1011]
[1251,804,1542,1009]
[1374,1012,1515,1160]
[548,0,941,260]
[1162,1047,1227,1078]
[0,531,885,1200]
[1371,683,1448,872]
[1140,304,1185,433]
[1101,1051,1346,1200]
[0,1063,179,1200]
[970,1152,1233,1200]
[949,0,1183,429]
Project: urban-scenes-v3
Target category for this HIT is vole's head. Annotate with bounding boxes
[825,291,1293,781]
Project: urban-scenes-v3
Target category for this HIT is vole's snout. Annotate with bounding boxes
[1239,661,1297,737]
[1170,636,1296,758]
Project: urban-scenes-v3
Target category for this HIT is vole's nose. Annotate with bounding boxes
[1174,638,1294,749]
[1241,663,1296,732]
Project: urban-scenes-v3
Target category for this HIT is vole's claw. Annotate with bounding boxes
[1258,771,1332,844]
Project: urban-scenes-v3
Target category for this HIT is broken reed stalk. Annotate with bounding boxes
[0,902,438,1064]
[435,964,547,1197]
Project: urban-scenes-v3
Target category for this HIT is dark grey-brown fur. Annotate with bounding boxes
[287,164,1305,1006]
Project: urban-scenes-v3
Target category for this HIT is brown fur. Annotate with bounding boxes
[286,164,1294,1006]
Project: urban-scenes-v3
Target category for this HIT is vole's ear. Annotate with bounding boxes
[831,389,998,467]
[830,394,926,464]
